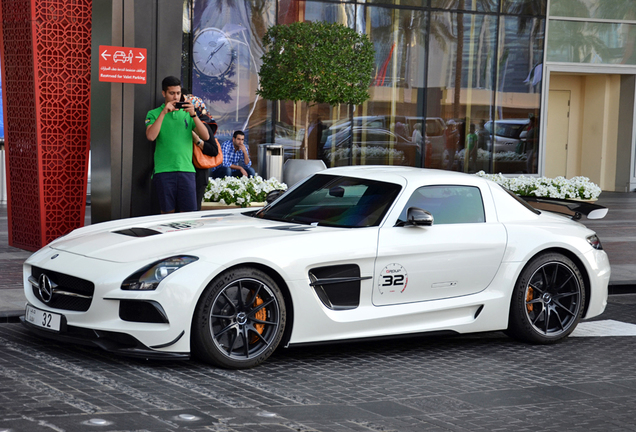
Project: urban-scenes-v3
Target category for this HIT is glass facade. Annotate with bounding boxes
[547,0,636,65]
[187,0,546,175]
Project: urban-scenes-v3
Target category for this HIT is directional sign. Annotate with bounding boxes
[98,45,147,84]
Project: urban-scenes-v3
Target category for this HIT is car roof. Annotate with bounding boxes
[319,166,491,187]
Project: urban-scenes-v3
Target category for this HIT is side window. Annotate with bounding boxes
[399,185,485,224]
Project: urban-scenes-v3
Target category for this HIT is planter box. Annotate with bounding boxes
[201,202,265,210]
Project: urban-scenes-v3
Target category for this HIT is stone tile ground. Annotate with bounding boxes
[1,295,636,431]
[2,195,636,431]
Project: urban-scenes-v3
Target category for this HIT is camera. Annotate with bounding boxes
[174,101,188,109]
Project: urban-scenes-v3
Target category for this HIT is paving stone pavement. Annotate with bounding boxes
[1,193,636,431]
[1,295,636,431]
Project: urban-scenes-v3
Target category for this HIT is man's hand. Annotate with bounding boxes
[184,102,196,117]
[236,142,247,154]
[164,101,178,113]
[230,165,248,177]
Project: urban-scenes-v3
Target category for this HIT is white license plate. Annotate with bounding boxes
[25,304,62,332]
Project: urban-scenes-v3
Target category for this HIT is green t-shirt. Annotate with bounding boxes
[145,104,196,174]
[466,132,478,151]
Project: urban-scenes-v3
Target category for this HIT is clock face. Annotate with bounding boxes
[193,28,234,77]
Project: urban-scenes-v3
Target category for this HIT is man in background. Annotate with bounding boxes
[211,130,255,178]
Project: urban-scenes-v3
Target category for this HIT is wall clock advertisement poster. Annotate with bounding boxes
[191,1,271,146]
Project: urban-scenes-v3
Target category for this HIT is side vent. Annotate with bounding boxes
[119,300,169,323]
[308,264,370,310]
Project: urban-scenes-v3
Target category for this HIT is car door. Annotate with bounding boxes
[373,185,507,306]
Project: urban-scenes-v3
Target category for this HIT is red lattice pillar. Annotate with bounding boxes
[0,0,91,251]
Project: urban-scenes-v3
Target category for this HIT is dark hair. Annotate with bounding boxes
[162,76,181,91]
[233,130,245,139]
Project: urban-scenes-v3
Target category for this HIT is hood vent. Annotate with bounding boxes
[113,228,162,237]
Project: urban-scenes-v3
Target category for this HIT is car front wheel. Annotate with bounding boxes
[507,253,585,344]
[192,267,286,369]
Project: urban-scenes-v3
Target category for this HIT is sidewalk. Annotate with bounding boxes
[1,192,636,321]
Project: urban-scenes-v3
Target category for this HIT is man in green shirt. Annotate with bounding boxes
[465,123,478,172]
[145,76,209,213]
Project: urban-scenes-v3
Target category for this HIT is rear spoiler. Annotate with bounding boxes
[522,196,608,220]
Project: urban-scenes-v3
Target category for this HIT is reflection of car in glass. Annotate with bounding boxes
[421,117,446,168]
[485,119,530,153]
[22,167,610,369]
[322,127,418,166]
[329,115,408,134]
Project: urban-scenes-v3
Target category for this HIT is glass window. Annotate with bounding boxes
[432,0,498,13]
[343,6,427,169]
[398,185,485,224]
[427,11,497,173]
[493,15,543,174]
[549,0,635,21]
[502,0,546,16]
[276,1,356,163]
[364,0,426,7]
[256,174,402,227]
[547,20,636,65]
[191,0,276,154]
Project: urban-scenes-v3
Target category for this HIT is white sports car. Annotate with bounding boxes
[22,167,610,369]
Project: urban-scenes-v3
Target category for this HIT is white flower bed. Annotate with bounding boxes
[204,175,287,207]
[457,149,528,162]
[475,171,602,200]
[331,145,405,162]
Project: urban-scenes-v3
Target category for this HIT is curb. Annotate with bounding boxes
[0,310,23,324]
[609,284,636,295]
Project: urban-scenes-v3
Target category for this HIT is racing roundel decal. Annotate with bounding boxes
[378,263,408,295]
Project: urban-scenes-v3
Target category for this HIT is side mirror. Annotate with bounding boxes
[405,207,434,226]
[265,189,285,204]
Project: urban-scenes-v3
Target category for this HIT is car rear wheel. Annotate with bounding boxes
[192,267,286,369]
[507,253,585,344]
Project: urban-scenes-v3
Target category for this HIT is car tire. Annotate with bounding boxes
[191,267,286,369]
[507,252,585,344]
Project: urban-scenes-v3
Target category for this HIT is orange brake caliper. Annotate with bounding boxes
[526,287,534,313]
[251,295,266,343]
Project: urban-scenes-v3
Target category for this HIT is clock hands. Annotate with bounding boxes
[206,43,225,65]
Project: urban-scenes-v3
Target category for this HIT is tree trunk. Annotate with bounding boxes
[303,103,310,160]
[454,7,464,120]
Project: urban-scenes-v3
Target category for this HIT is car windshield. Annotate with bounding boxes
[254,174,402,227]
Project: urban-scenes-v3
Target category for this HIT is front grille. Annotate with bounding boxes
[31,266,95,312]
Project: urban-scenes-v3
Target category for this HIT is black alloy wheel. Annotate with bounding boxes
[192,267,286,368]
[507,252,585,344]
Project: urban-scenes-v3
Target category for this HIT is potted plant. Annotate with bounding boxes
[256,21,374,184]
[475,171,602,201]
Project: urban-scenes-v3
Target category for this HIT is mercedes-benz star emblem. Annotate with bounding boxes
[38,274,54,303]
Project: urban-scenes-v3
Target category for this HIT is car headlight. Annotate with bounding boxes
[121,256,198,290]
[586,234,603,250]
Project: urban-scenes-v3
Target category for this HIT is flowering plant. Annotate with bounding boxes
[204,175,288,207]
[457,149,528,162]
[475,171,602,200]
[331,145,406,162]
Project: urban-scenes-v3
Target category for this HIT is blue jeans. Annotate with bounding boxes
[212,165,256,178]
